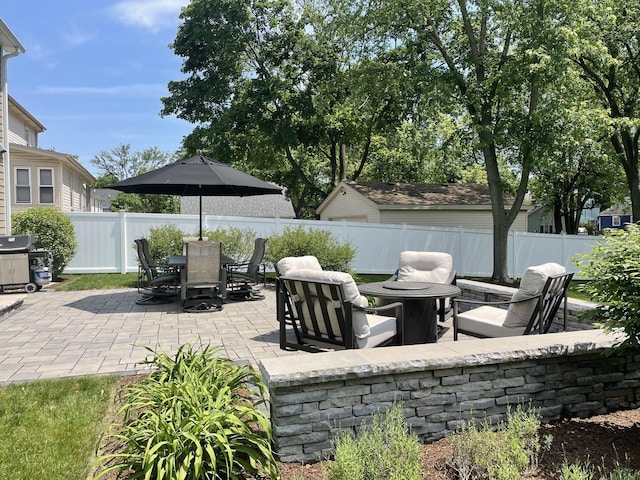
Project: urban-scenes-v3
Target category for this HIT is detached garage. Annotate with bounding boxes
[316,181,530,232]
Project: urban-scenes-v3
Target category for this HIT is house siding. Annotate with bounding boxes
[8,112,33,146]
[10,154,62,212]
[318,186,380,222]
[379,209,528,231]
[0,94,5,234]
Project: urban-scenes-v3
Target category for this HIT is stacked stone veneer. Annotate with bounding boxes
[259,330,640,463]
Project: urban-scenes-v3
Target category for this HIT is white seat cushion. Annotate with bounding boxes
[356,314,397,348]
[397,251,453,284]
[503,263,566,328]
[276,255,323,276]
[457,306,526,338]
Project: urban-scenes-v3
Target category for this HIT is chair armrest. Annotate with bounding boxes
[453,293,541,308]
[446,270,457,285]
[359,301,403,315]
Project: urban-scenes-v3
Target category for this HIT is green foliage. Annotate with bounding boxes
[202,226,258,262]
[110,192,180,214]
[12,208,77,280]
[573,223,640,351]
[143,224,260,264]
[449,404,548,480]
[146,224,184,262]
[560,458,640,480]
[265,225,356,271]
[327,403,422,480]
[0,376,118,480]
[96,344,280,480]
[91,144,175,181]
[92,144,180,213]
[560,460,594,480]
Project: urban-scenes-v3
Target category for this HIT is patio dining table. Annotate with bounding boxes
[358,281,461,344]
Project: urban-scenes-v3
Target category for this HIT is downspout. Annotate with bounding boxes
[1,50,20,234]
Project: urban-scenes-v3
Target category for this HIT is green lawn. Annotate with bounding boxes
[55,272,593,301]
[0,376,119,480]
[55,273,139,291]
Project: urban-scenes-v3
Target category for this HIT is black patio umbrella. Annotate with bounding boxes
[107,154,283,239]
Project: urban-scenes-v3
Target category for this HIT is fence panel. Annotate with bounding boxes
[64,212,599,278]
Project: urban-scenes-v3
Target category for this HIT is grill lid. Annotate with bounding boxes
[0,235,35,253]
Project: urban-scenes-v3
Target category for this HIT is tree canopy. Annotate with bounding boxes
[91,144,180,214]
[161,0,640,282]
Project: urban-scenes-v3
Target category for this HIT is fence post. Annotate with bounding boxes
[457,227,464,277]
[119,211,128,274]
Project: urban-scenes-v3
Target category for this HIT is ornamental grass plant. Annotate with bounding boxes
[327,402,422,480]
[95,344,280,480]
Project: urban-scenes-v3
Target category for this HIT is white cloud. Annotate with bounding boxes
[62,29,93,48]
[36,83,168,98]
[109,0,189,32]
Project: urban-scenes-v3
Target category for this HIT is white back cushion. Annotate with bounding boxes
[276,255,322,276]
[503,263,566,328]
[285,268,370,339]
[397,251,453,284]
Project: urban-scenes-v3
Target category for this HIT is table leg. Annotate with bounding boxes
[402,298,438,344]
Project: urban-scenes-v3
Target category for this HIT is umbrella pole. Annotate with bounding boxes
[199,193,203,241]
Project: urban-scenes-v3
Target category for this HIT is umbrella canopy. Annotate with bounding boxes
[107,154,283,239]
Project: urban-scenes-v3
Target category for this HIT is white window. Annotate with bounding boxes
[612,215,621,227]
[38,168,54,204]
[15,167,31,203]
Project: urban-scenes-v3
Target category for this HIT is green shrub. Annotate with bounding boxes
[449,404,549,480]
[12,208,78,280]
[202,226,258,262]
[96,344,280,480]
[266,225,357,272]
[327,403,422,480]
[573,223,640,351]
[144,224,259,264]
[145,224,184,261]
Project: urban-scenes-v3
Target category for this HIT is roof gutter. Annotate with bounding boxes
[0,18,26,234]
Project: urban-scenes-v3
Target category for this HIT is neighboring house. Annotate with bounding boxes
[528,205,554,234]
[0,18,26,235]
[92,188,120,212]
[317,181,531,231]
[181,192,295,219]
[528,203,601,234]
[8,96,96,214]
[598,204,632,231]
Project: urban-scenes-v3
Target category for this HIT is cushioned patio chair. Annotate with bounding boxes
[134,238,180,304]
[453,263,574,340]
[387,251,457,322]
[277,269,403,352]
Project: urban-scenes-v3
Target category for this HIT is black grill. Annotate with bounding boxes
[0,235,35,253]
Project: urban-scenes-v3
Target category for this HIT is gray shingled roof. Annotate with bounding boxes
[181,194,295,218]
[346,181,517,206]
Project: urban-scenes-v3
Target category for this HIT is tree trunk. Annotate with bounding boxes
[553,202,563,233]
[480,131,512,284]
[611,129,640,223]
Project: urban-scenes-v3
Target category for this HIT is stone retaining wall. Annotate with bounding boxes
[259,330,640,463]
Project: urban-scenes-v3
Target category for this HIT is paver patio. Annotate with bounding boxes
[0,286,301,384]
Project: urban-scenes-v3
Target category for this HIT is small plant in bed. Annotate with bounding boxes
[94,344,280,480]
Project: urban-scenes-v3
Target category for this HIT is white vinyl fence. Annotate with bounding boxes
[64,212,599,279]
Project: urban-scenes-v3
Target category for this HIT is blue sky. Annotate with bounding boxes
[2,0,193,177]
